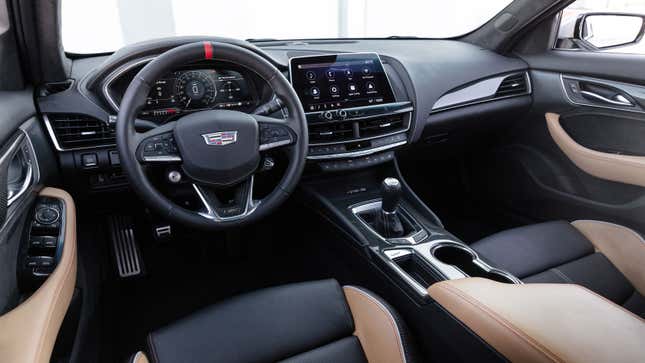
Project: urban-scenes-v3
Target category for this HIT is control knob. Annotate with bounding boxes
[322,111,334,121]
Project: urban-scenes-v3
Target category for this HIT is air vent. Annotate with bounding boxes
[46,114,115,150]
[495,73,529,97]
[358,115,405,138]
[309,120,354,144]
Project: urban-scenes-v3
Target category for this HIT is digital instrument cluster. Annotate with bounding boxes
[289,53,395,113]
[138,68,255,120]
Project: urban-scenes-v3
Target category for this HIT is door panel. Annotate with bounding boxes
[469,47,645,233]
[0,92,38,314]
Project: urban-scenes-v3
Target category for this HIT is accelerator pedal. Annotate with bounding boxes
[108,215,143,278]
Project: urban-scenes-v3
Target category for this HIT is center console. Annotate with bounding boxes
[289,53,413,163]
[298,161,523,361]
[299,161,521,302]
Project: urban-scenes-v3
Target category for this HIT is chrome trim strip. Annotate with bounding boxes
[305,101,413,119]
[259,139,292,151]
[142,155,182,162]
[307,140,406,160]
[7,162,32,206]
[579,90,633,107]
[103,56,157,112]
[431,72,532,113]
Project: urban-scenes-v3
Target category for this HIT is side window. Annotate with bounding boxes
[555,0,645,54]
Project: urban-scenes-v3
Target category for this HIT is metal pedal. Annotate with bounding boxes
[108,215,143,278]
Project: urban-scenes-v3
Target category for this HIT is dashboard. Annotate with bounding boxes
[36,37,532,192]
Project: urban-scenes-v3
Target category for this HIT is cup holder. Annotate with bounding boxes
[432,243,516,284]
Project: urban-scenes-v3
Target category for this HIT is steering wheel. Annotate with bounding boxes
[116,41,308,229]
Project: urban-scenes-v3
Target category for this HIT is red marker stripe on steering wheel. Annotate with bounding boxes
[203,42,213,59]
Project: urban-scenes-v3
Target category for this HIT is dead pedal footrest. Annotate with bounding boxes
[108,215,143,277]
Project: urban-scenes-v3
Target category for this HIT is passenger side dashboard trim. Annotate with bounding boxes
[431,72,531,113]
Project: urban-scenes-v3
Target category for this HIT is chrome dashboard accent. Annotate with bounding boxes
[307,140,406,160]
[42,114,116,152]
[192,175,259,222]
[431,71,532,112]
[2,129,40,208]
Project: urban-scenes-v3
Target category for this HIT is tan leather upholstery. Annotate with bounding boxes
[572,220,645,295]
[546,112,645,187]
[343,286,406,363]
[0,188,77,363]
[428,278,645,363]
[132,351,150,363]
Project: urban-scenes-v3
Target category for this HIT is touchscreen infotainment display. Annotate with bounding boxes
[289,53,395,113]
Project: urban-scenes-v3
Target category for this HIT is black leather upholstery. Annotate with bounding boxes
[471,221,645,318]
[145,280,410,363]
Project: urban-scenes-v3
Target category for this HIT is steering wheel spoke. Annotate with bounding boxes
[192,175,258,221]
[255,115,298,151]
[134,122,183,163]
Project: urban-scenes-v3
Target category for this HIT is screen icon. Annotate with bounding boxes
[344,69,353,78]
[329,85,340,95]
[365,81,376,93]
[326,70,336,79]
[348,84,357,92]
[362,66,371,75]
[306,71,317,81]
[310,87,321,97]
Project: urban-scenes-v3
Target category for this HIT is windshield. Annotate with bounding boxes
[62,0,513,54]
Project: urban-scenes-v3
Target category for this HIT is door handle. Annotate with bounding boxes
[580,90,634,107]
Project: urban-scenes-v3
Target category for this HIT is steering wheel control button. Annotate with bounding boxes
[259,124,294,151]
[140,132,181,162]
[35,206,60,225]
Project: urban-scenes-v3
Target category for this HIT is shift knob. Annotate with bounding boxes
[381,178,402,213]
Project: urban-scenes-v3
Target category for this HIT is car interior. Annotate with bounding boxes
[0,0,644,362]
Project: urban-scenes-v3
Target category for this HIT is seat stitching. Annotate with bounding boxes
[438,283,564,363]
[551,268,573,283]
[345,286,407,363]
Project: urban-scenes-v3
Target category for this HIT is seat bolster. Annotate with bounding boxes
[343,286,407,363]
[130,352,149,363]
[571,220,645,295]
[147,280,355,363]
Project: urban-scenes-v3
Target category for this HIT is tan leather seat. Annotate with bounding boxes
[471,220,645,317]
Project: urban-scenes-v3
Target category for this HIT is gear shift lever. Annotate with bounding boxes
[381,178,402,214]
[376,178,405,238]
